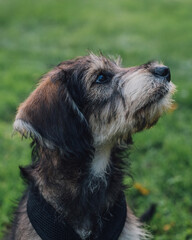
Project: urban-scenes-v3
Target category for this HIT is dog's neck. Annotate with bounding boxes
[26,141,130,238]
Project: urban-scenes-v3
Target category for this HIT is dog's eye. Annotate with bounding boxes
[96,74,110,84]
[96,74,108,84]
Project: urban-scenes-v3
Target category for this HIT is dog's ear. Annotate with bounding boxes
[14,66,93,159]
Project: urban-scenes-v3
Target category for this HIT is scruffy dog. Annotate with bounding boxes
[8,54,175,240]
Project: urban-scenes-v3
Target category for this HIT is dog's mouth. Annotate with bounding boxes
[135,87,169,113]
[132,81,176,131]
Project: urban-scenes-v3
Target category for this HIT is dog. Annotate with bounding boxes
[7,54,175,240]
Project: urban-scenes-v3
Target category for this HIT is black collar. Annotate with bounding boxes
[27,187,127,240]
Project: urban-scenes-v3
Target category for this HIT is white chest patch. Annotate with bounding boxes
[91,145,112,177]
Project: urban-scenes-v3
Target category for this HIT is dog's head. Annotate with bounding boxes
[14,54,176,157]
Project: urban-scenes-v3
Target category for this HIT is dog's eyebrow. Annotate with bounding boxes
[94,69,115,77]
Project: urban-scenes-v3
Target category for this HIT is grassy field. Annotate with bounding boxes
[0,0,192,239]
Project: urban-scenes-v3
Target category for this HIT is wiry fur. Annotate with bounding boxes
[7,54,175,240]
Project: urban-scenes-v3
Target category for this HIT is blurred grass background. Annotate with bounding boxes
[0,0,192,239]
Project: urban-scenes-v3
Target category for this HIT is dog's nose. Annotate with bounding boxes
[153,66,171,82]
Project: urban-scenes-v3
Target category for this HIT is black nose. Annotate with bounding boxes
[153,66,171,82]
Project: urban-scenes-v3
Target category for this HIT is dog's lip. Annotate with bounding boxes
[135,88,169,113]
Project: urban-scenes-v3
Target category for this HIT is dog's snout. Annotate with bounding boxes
[153,66,171,82]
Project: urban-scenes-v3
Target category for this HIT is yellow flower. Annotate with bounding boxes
[134,183,150,195]
[163,223,174,231]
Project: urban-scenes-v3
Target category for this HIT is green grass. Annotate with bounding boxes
[0,0,192,239]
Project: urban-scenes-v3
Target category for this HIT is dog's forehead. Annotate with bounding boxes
[87,54,119,71]
[60,54,120,75]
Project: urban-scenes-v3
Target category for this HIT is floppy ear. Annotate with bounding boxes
[14,66,93,160]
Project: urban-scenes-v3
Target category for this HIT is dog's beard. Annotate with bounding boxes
[131,81,176,132]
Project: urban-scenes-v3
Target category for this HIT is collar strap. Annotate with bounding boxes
[27,187,127,240]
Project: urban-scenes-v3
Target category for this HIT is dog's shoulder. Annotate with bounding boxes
[7,190,41,240]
